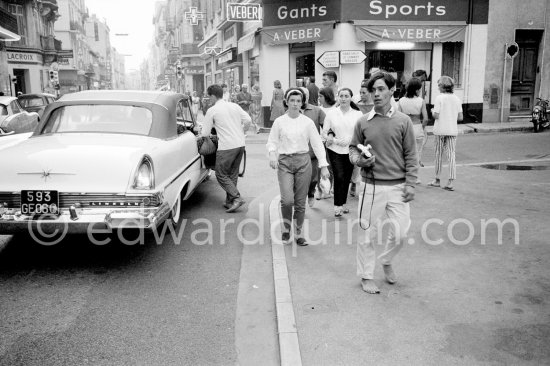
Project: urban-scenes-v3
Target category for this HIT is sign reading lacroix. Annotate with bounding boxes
[7,52,41,63]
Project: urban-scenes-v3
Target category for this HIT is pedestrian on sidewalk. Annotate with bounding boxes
[306,76,319,106]
[267,88,330,246]
[349,72,418,294]
[221,83,231,102]
[398,77,429,182]
[427,76,463,191]
[322,71,339,104]
[237,84,252,114]
[350,79,375,197]
[298,87,326,209]
[317,87,337,199]
[231,84,241,104]
[249,84,263,134]
[270,80,286,123]
[322,88,363,217]
[201,84,251,212]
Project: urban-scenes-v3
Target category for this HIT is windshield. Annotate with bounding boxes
[41,105,153,135]
[19,97,45,107]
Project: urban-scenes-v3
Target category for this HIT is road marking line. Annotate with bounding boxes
[269,195,303,366]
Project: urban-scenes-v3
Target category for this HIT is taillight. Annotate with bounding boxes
[133,156,155,190]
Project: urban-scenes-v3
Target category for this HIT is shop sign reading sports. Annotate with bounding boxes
[342,0,469,22]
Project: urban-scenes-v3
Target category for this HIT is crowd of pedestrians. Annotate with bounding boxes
[198,70,462,294]
[264,70,462,294]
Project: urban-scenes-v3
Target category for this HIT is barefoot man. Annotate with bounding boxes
[349,72,418,294]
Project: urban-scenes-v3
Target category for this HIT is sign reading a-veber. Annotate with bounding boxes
[317,51,339,68]
[340,50,366,64]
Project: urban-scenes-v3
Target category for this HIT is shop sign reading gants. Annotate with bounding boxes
[262,0,341,27]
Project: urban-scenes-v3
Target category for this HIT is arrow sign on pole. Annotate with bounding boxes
[340,50,367,64]
[317,51,340,68]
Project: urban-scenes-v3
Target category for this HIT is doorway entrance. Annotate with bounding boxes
[290,42,314,87]
[510,29,543,114]
[12,68,26,95]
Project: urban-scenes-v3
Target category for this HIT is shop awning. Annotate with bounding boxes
[238,31,256,54]
[0,26,20,42]
[261,21,335,46]
[355,24,466,43]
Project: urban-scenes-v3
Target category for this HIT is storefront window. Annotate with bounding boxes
[442,43,463,87]
[365,45,433,101]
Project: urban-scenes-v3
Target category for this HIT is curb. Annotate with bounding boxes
[269,195,302,366]
[425,125,533,136]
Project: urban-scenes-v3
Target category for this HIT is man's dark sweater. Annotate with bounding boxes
[349,110,418,187]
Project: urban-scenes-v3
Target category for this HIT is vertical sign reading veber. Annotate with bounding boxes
[227,3,262,21]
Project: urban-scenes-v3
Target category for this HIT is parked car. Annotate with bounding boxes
[0,96,39,135]
[0,90,209,235]
[17,93,57,118]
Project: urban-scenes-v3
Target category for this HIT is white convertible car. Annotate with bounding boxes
[0,90,210,234]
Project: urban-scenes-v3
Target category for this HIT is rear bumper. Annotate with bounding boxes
[0,203,171,235]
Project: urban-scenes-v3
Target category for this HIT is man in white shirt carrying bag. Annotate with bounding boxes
[201,84,252,212]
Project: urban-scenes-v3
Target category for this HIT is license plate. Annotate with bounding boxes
[20,190,59,215]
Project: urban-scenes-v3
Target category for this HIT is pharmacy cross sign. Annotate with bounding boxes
[184,7,205,25]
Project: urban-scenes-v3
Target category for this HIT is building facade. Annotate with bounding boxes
[254,0,550,124]
[197,0,248,94]
[483,0,550,122]
[257,0,488,125]
[54,0,94,94]
[54,0,124,94]
[0,2,21,95]
[2,0,63,96]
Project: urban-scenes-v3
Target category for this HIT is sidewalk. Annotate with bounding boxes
[426,121,534,135]
[268,161,550,365]
[248,121,534,141]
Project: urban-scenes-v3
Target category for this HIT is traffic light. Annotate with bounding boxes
[176,62,182,78]
[49,70,55,81]
[53,70,59,83]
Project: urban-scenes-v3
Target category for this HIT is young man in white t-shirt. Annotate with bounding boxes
[428,76,463,191]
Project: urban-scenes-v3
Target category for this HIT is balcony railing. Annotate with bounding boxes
[69,20,84,33]
[40,35,54,51]
[40,35,62,52]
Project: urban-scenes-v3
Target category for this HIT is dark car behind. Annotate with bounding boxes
[17,93,57,118]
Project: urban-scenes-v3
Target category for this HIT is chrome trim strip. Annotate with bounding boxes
[167,154,201,187]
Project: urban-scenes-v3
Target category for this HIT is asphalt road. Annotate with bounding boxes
[0,130,549,365]
[0,154,280,366]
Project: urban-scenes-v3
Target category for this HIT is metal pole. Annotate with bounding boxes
[500,43,507,123]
